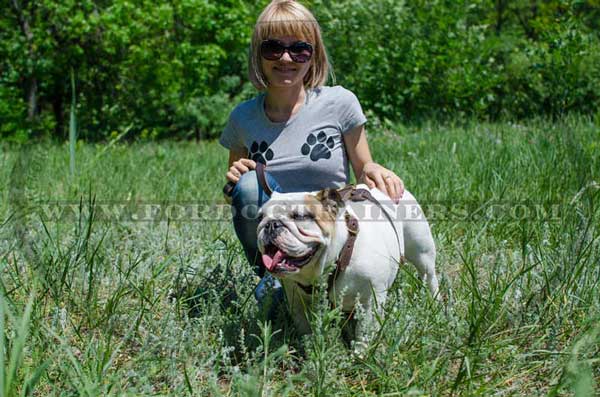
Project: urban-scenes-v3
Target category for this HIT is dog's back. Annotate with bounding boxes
[333,185,438,311]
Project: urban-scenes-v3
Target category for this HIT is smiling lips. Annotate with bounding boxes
[274,66,296,73]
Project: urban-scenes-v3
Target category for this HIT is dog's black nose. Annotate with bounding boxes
[265,219,282,234]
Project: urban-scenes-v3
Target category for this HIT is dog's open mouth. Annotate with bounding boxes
[261,243,318,273]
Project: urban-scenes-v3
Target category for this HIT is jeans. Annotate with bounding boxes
[230,170,284,309]
[231,170,282,276]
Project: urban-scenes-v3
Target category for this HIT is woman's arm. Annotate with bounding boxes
[343,124,404,202]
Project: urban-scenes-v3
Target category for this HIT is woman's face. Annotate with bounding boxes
[261,36,312,90]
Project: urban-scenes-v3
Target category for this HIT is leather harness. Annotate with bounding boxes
[295,185,404,296]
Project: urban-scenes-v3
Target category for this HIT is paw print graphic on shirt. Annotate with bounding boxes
[249,141,274,165]
[301,131,335,161]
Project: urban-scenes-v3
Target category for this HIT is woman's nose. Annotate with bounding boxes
[279,50,294,62]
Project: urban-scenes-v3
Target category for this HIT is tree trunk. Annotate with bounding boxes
[495,0,506,35]
[27,76,38,121]
[11,0,39,122]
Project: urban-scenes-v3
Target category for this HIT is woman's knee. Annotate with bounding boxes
[231,169,279,220]
[232,171,260,207]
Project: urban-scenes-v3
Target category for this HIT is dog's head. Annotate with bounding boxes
[257,188,347,283]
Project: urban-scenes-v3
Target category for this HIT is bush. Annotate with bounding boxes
[1,0,599,140]
[315,0,600,121]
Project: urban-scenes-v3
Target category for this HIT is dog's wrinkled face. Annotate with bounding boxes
[257,189,343,277]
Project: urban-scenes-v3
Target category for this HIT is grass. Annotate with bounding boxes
[0,116,599,395]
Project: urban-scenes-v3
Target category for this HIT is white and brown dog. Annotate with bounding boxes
[257,184,439,339]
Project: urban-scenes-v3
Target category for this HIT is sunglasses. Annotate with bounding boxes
[260,39,313,63]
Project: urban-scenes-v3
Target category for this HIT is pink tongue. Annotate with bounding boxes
[262,250,286,272]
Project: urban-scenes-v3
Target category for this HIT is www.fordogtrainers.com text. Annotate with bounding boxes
[31,200,564,223]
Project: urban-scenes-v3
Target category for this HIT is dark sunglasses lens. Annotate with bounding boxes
[261,40,284,60]
[289,42,313,63]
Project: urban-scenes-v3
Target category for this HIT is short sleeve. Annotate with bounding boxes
[219,112,246,152]
[338,88,367,134]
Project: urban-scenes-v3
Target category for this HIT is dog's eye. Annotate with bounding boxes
[291,211,314,221]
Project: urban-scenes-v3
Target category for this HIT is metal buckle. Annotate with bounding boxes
[345,213,359,235]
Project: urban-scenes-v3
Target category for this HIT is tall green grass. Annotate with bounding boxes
[0,117,598,395]
[69,69,77,178]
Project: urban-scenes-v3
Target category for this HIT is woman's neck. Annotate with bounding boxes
[264,85,306,122]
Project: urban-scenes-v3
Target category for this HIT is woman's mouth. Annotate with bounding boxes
[274,66,296,74]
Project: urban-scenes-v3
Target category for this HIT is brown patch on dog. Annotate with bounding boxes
[305,188,343,237]
[315,188,343,210]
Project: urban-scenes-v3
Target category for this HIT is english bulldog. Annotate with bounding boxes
[257,184,439,340]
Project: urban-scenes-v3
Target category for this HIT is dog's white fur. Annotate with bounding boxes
[257,184,438,338]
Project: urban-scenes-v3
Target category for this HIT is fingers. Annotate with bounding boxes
[239,158,257,169]
[372,173,387,196]
[364,162,404,203]
[397,178,405,199]
[232,160,251,174]
[362,163,394,200]
[384,176,398,203]
[363,174,376,189]
[226,169,240,183]
[226,158,258,183]
[384,175,404,203]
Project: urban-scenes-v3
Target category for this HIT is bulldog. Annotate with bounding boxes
[256,184,439,339]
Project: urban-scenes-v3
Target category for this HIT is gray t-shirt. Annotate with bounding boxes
[219,85,367,192]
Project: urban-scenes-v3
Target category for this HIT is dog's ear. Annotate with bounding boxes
[316,188,343,215]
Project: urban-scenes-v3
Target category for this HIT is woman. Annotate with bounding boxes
[219,0,404,307]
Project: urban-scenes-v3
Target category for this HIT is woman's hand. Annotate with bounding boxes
[226,158,257,183]
[343,125,404,203]
[360,162,404,203]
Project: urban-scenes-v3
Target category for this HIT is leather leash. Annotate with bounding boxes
[254,162,273,196]
[222,162,273,198]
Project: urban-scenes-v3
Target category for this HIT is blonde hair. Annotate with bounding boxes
[249,0,331,90]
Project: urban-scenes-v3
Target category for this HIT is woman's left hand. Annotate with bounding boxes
[360,162,404,203]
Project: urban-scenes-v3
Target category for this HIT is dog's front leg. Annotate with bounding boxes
[283,282,313,335]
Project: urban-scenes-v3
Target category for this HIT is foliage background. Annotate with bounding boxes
[1,0,600,141]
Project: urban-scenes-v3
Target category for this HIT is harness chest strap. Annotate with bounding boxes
[334,211,360,272]
[295,210,359,295]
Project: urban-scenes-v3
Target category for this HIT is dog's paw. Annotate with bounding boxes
[301,131,335,161]
[350,339,370,359]
[249,141,274,165]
